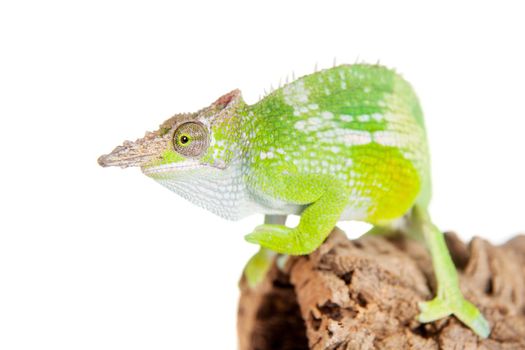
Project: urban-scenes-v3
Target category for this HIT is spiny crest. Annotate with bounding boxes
[258,60,391,102]
[258,62,394,103]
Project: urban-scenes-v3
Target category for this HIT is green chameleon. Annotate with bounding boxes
[98,64,490,337]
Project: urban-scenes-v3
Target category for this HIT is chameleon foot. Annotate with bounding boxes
[412,206,491,338]
[245,224,315,255]
[243,247,276,288]
[418,293,490,338]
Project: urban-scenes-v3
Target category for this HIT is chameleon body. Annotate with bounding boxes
[98,64,489,337]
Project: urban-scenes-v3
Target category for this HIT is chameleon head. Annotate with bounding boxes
[97,89,245,181]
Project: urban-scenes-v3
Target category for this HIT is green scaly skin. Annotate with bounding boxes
[98,64,490,337]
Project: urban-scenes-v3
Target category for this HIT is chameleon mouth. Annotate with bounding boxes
[141,160,204,176]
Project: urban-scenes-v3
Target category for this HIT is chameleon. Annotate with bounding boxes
[98,64,490,338]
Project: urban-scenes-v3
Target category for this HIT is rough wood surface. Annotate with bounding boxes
[238,228,525,350]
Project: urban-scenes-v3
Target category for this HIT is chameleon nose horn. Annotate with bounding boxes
[97,143,149,168]
[98,132,166,168]
[97,144,154,168]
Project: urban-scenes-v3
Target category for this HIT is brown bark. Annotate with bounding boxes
[238,228,525,350]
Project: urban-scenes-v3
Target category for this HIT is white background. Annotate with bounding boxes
[1,1,524,349]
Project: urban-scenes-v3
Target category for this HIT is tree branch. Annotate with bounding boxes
[238,228,525,349]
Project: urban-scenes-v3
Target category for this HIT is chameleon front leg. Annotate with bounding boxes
[412,206,490,338]
[243,215,285,288]
[245,176,349,255]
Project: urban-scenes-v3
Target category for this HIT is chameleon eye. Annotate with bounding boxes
[172,122,209,157]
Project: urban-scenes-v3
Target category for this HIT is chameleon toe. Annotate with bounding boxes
[245,224,312,255]
[418,296,490,338]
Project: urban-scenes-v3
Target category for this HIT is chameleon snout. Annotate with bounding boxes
[97,146,156,168]
[98,132,168,168]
